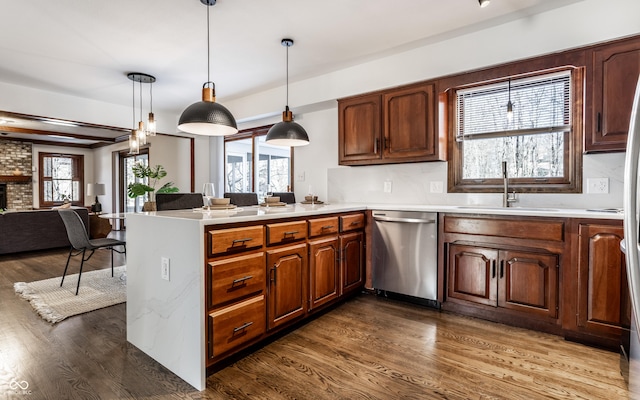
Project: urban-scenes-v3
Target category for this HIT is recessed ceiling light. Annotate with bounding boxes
[0,119,14,124]
[479,0,490,8]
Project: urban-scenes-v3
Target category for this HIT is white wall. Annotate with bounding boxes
[227,0,640,208]
[6,0,640,209]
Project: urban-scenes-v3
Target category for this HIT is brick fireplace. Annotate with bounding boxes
[0,139,33,210]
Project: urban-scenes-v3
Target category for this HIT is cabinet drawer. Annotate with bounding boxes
[266,221,307,246]
[209,295,265,358]
[340,213,365,232]
[208,252,265,308]
[208,226,264,256]
[308,217,339,238]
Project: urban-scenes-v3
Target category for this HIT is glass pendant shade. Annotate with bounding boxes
[147,112,156,136]
[129,129,140,155]
[178,85,237,136]
[266,107,310,147]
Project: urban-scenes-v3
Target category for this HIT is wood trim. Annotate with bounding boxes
[0,175,32,183]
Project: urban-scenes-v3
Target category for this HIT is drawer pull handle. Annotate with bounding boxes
[283,230,298,236]
[350,221,360,226]
[321,225,334,230]
[233,321,254,333]
[232,275,253,285]
[232,238,253,245]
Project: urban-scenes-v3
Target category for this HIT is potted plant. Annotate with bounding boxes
[127,164,179,211]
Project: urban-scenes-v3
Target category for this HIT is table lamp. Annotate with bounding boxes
[87,183,105,213]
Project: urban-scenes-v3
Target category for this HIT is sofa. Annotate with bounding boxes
[0,207,89,254]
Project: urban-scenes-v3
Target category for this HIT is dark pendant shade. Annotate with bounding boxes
[265,119,310,147]
[178,100,238,136]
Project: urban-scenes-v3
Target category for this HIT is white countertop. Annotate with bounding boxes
[130,202,624,222]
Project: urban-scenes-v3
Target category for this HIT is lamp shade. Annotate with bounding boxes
[87,183,105,197]
[265,119,310,147]
[178,99,238,136]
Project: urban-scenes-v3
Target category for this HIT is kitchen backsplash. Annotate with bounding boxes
[327,152,624,210]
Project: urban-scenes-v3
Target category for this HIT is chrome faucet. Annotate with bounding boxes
[502,161,517,207]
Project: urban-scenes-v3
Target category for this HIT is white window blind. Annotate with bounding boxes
[456,70,571,141]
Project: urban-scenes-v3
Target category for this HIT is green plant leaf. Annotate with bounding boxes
[127,183,154,198]
[157,182,179,194]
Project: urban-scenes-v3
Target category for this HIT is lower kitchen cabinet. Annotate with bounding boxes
[447,244,559,319]
[309,236,340,310]
[267,243,308,330]
[340,231,364,295]
[568,220,631,347]
[205,211,366,368]
[441,214,565,331]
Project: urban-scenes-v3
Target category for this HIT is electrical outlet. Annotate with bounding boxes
[430,181,444,193]
[383,180,392,193]
[161,257,170,281]
[587,178,609,194]
[296,171,305,182]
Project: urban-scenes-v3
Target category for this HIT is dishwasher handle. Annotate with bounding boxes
[373,215,436,224]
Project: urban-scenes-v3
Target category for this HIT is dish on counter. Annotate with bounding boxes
[300,200,324,204]
[259,202,287,207]
[193,204,237,211]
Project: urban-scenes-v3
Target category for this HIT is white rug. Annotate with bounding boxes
[14,266,126,324]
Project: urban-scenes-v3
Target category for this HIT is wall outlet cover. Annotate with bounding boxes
[383,180,392,193]
[430,181,444,193]
[587,178,609,194]
[161,257,170,281]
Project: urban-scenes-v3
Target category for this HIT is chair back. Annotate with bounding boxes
[156,193,204,211]
[58,209,92,250]
[271,192,296,204]
[224,192,259,206]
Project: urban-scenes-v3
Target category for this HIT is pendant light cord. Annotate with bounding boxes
[139,79,143,122]
[286,42,289,107]
[207,3,211,84]
[149,81,153,113]
[132,78,135,128]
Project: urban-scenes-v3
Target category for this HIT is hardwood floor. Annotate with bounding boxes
[0,248,629,399]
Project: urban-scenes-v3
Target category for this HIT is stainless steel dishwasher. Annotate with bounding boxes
[371,210,438,302]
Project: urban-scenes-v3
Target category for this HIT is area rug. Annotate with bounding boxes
[14,266,126,324]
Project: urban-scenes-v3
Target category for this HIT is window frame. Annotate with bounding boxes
[446,65,584,194]
[39,152,85,207]
[223,125,294,195]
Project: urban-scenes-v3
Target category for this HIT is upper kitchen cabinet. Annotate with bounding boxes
[585,36,640,152]
[338,82,446,165]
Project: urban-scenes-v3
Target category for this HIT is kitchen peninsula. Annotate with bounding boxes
[126,203,624,391]
[125,204,367,390]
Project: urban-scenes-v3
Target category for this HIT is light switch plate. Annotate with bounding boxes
[383,180,392,193]
[296,171,305,182]
[430,181,444,193]
[587,178,609,194]
[161,257,170,281]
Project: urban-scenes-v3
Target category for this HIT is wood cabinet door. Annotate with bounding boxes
[577,223,631,336]
[587,39,640,152]
[498,250,559,319]
[382,83,435,161]
[447,244,497,307]
[338,94,382,164]
[340,231,364,295]
[266,243,308,330]
[309,237,340,311]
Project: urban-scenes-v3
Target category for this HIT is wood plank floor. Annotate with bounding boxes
[0,248,629,399]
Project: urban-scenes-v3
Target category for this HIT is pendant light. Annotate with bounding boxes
[127,72,155,153]
[506,78,514,123]
[147,79,156,136]
[265,38,310,147]
[178,0,238,136]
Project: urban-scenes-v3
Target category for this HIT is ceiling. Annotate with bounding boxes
[0,0,581,147]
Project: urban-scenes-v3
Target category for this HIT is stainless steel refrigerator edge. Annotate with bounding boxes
[371,210,438,301]
[622,73,640,398]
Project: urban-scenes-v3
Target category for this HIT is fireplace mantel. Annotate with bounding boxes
[0,175,32,183]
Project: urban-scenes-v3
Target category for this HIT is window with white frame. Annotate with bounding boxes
[224,126,292,198]
[451,68,582,193]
